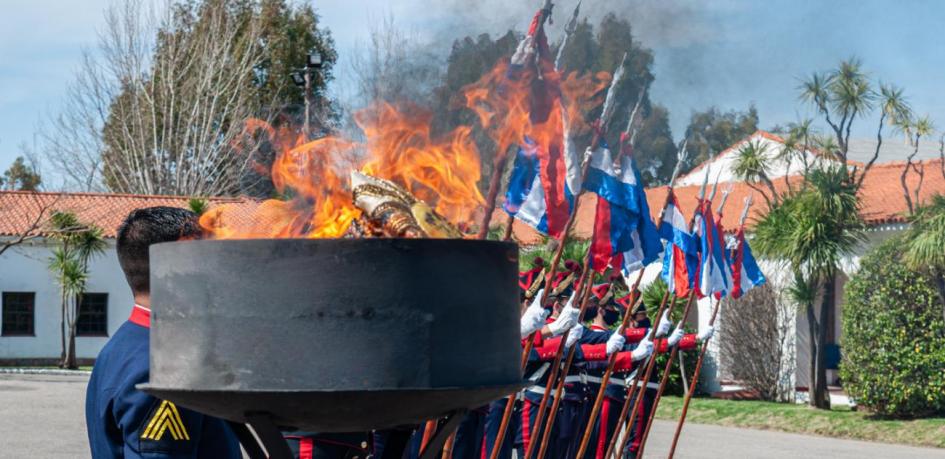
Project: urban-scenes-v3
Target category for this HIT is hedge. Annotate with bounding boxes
[841,236,945,417]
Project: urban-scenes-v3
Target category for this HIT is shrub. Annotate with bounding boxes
[841,235,945,417]
[641,279,700,396]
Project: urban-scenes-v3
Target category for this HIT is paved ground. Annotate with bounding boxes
[2,372,945,458]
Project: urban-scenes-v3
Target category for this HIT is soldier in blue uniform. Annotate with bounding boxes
[85,207,242,459]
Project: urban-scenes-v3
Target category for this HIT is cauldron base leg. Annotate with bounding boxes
[244,413,294,459]
[419,409,469,459]
[227,421,267,459]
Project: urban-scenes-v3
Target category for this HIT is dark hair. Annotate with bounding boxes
[116,206,203,296]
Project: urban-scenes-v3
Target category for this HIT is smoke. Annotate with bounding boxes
[427,0,732,49]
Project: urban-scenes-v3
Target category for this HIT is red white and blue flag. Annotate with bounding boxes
[502,9,579,238]
[586,142,661,274]
[659,191,697,297]
[729,227,765,298]
[694,200,734,298]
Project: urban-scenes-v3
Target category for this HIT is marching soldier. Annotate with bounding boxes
[613,294,715,459]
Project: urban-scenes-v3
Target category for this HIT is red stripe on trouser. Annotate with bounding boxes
[595,398,611,459]
[630,396,645,453]
[299,437,314,459]
[521,400,532,453]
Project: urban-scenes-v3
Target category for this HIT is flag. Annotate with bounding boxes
[695,200,733,298]
[659,191,697,297]
[730,228,765,298]
[503,138,540,215]
[586,144,661,273]
[504,8,578,238]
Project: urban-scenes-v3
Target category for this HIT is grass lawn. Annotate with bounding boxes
[655,396,945,449]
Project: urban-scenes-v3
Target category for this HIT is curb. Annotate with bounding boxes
[0,368,91,376]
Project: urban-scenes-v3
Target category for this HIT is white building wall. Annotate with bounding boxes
[676,133,835,187]
[0,238,133,361]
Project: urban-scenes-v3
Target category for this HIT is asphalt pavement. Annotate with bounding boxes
[2,372,944,458]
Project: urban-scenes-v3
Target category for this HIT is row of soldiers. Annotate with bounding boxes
[445,257,715,459]
[363,257,717,459]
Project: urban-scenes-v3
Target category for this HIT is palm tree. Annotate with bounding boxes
[897,115,935,214]
[903,195,945,323]
[47,211,105,369]
[799,59,876,179]
[732,139,777,205]
[753,165,865,409]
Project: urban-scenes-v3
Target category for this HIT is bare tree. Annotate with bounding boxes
[720,284,795,402]
[344,14,444,129]
[42,0,270,196]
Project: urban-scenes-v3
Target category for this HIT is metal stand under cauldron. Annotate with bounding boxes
[138,239,524,458]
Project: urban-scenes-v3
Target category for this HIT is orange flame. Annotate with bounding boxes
[201,59,612,240]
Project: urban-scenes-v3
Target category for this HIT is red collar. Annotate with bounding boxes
[590,324,607,331]
[129,305,151,328]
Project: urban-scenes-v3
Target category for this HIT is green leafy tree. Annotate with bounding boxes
[682,105,759,171]
[0,156,42,191]
[48,212,106,369]
[842,235,945,417]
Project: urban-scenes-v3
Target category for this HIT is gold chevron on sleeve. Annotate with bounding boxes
[141,400,191,441]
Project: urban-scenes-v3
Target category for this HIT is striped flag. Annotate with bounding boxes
[659,190,697,296]
[730,227,765,298]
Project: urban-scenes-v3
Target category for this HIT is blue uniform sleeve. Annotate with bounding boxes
[111,367,206,458]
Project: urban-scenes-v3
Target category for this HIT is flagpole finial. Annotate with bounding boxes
[738,194,754,227]
[599,53,629,131]
[708,168,722,201]
[698,163,710,200]
[668,139,688,188]
[716,181,734,215]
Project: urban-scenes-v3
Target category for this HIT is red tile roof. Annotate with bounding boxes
[496,158,945,245]
[675,129,864,185]
[0,190,254,239]
[3,158,941,244]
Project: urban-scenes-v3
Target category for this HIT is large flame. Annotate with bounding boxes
[201,59,611,239]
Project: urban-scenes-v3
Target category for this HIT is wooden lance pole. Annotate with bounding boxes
[603,159,706,459]
[572,122,678,459]
[630,177,734,459]
[519,51,630,459]
[665,195,752,458]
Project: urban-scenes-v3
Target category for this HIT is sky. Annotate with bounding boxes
[2,0,944,184]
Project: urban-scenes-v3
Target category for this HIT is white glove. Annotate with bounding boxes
[520,289,550,338]
[606,328,626,355]
[631,335,654,361]
[667,326,684,347]
[656,310,672,337]
[565,324,584,349]
[697,325,716,342]
[547,293,579,336]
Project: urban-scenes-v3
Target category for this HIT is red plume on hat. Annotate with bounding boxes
[563,259,582,274]
[615,293,634,310]
[591,283,612,303]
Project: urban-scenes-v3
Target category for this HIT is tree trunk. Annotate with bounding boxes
[66,325,78,370]
[59,293,66,368]
[805,301,818,408]
[812,275,834,409]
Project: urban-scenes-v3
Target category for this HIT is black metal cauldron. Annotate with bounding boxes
[138,238,523,458]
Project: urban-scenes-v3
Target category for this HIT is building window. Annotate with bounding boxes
[2,292,35,336]
[77,293,109,337]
